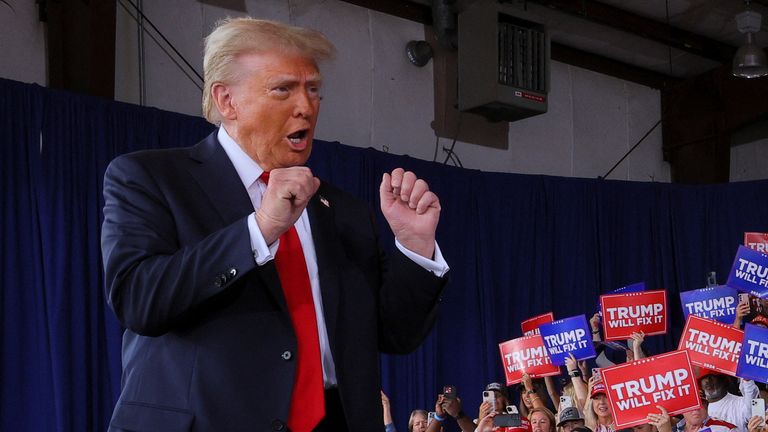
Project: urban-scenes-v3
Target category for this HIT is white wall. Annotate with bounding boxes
[0,1,47,85]
[19,0,768,183]
[113,0,670,182]
[731,140,768,182]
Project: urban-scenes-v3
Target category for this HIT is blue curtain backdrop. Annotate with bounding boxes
[2,77,768,431]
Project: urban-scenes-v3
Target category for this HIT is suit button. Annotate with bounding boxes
[281,350,292,361]
[271,419,286,430]
[228,268,237,278]
[214,274,227,287]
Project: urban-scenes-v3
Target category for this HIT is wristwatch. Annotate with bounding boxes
[569,369,582,377]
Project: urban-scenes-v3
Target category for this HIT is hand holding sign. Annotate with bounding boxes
[646,406,672,432]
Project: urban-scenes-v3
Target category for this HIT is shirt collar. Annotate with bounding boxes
[217,126,264,189]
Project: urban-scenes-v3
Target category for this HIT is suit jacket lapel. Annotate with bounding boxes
[187,131,287,311]
[307,184,341,350]
[187,132,254,225]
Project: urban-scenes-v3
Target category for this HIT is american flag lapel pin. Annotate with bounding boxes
[320,196,330,208]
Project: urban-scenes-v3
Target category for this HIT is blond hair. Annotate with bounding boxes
[530,407,557,432]
[408,409,428,432]
[202,17,336,124]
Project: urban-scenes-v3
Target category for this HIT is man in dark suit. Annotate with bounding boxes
[101,17,449,432]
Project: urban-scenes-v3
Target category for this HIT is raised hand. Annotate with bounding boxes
[256,166,320,244]
[379,168,440,258]
[647,405,672,432]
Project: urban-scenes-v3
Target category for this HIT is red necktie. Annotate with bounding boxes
[260,172,325,431]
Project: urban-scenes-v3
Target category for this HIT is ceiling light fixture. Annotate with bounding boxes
[733,1,768,78]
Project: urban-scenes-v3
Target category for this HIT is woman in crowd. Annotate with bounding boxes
[530,407,558,432]
[584,376,614,432]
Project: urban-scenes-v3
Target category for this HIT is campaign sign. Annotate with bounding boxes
[736,323,768,383]
[678,315,743,376]
[679,286,738,324]
[539,315,596,366]
[521,312,554,336]
[726,246,768,298]
[596,282,646,314]
[600,290,667,341]
[499,334,560,385]
[746,232,768,253]
[601,350,700,428]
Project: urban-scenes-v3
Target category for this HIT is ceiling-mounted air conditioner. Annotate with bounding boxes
[458,0,550,122]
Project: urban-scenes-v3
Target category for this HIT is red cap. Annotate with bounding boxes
[696,367,719,380]
[751,315,768,328]
[503,416,533,432]
[591,382,607,398]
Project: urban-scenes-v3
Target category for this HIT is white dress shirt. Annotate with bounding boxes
[217,127,449,387]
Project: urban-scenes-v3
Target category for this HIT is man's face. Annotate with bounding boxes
[700,375,726,400]
[560,419,585,432]
[223,51,321,171]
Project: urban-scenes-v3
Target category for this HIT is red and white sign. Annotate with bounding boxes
[499,334,560,385]
[521,312,554,336]
[745,232,768,253]
[601,290,667,340]
[678,315,743,376]
[601,350,701,429]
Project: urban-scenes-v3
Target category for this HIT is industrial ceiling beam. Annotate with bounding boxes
[551,43,678,89]
[339,0,678,88]
[522,0,737,64]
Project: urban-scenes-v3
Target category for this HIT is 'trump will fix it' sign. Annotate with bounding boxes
[521,312,554,337]
[678,315,742,376]
[600,290,667,341]
[499,334,560,385]
[601,350,700,428]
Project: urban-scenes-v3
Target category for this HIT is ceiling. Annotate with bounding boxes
[342,0,768,88]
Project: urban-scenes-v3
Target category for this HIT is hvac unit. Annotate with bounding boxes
[458,1,550,122]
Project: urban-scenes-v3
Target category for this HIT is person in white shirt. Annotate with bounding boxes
[699,370,759,432]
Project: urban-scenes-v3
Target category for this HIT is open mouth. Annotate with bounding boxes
[287,129,309,144]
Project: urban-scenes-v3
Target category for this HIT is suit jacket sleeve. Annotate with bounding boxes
[101,153,257,336]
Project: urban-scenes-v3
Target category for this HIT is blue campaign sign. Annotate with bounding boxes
[736,324,768,383]
[679,286,738,324]
[727,246,768,298]
[596,282,646,315]
[539,315,596,366]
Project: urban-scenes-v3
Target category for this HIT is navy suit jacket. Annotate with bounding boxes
[101,132,447,431]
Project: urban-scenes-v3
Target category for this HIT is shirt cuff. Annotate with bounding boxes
[395,239,450,278]
[247,213,279,265]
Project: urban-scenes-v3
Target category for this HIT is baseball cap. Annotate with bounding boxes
[590,382,607,398]
[486,382,510,399]
[751,315,768,328]
[486,382,504,392]
[696,367,720,380]
[557,407,585,427]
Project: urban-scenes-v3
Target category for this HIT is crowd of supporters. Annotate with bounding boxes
[381,301,768,432]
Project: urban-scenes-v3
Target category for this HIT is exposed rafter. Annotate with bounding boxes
[338,0,678,87]
[522,0,737,64]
